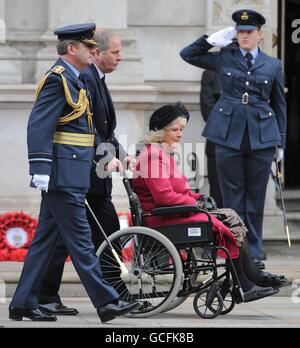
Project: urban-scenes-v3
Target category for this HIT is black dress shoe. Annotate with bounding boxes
[97,300,141,323]
[39,302,79,316]
[9,307,57,321]
[260,251,267,260]
[253,257,265,270]
[258,272,290,289]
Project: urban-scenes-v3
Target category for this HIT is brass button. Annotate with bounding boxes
[227,72,231,76]
[220,108,223,112]
[245,81,250,86]
[72,154,77,159]
[268,112,272,116]
[265,80,268,84]
[247,71,251,75]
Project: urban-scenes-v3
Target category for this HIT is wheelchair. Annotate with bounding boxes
[96,175,243,319]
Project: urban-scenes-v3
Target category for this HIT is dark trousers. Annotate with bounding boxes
[207,154,223,208]
[10,191,119,310]
[38,193,123,304]
[215,144,274,259]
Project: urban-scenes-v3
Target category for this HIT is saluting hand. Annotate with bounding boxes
[206,26,236,47]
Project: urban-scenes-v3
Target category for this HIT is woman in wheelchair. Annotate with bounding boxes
[132,102,288,303]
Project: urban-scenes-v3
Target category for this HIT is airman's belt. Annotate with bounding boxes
[53,131,95,147]
[242,92,249,104]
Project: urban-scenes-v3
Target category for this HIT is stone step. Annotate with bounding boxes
[277,189,300,212]
[1,242,299,298]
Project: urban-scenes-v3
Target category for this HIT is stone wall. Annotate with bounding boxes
[0,0,287,240]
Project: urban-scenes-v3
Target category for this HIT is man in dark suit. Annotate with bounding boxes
[181,9,286,269]
[200,70,222,207]
[9,24,139,323]
[37,29,132,315]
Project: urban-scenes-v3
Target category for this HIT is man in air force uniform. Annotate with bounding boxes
[9,23,139,323]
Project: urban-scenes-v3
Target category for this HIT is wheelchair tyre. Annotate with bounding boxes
[193,288,223,319]
[219,289,235,315]
[209,288,235,315]
[161,295,189,313]
[97,226,183,318]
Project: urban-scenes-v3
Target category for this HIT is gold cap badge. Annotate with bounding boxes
[241,11,249,21]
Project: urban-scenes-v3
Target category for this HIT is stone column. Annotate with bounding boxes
[35,0,144,85]
[0,0,48,83]
[206,0,273,53]
[0,0,22,83]
[0,0,5,43]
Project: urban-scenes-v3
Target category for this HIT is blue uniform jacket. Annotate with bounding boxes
[27,58,94,192]
[180,36,287,150]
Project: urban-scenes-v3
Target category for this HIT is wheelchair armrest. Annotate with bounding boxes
[151,205,199,215]
[149,205,212,221]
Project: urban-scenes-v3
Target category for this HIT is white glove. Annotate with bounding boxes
[32,174,50,192]
[206,26,236,47]
[274,147,284,162]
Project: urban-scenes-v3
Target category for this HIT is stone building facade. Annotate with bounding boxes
[0,0,292,240]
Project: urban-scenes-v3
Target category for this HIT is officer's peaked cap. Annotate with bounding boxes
[232,9,266,30]
[149,102,190,131]
[54,23,97,47]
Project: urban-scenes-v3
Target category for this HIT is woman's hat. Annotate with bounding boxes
[149,102,189,131]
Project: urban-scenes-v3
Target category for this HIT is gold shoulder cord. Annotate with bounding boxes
[35,66,93,132]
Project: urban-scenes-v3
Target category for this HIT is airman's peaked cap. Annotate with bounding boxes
[232,9,266,30]
[54,23,97,47]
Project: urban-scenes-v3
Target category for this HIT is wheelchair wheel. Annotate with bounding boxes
[193,287,223,319]
[219,288,235,315]
[97,226,183,317]
[209,288,235,315]
[161,295,189,313]
[161,271,198,312]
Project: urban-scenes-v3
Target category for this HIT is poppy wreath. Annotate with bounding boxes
[0,212,37,261]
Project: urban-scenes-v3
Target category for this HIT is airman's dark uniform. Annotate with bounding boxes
[10,24,119,314]
[181,10,287,261]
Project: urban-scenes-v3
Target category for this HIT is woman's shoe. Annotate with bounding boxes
[259,272,290,289]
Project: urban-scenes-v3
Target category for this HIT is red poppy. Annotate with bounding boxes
[0,212,37,261]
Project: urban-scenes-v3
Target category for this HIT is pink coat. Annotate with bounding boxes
[133,144,239,258]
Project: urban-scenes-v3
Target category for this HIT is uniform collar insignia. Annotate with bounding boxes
[51,65,65,74]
